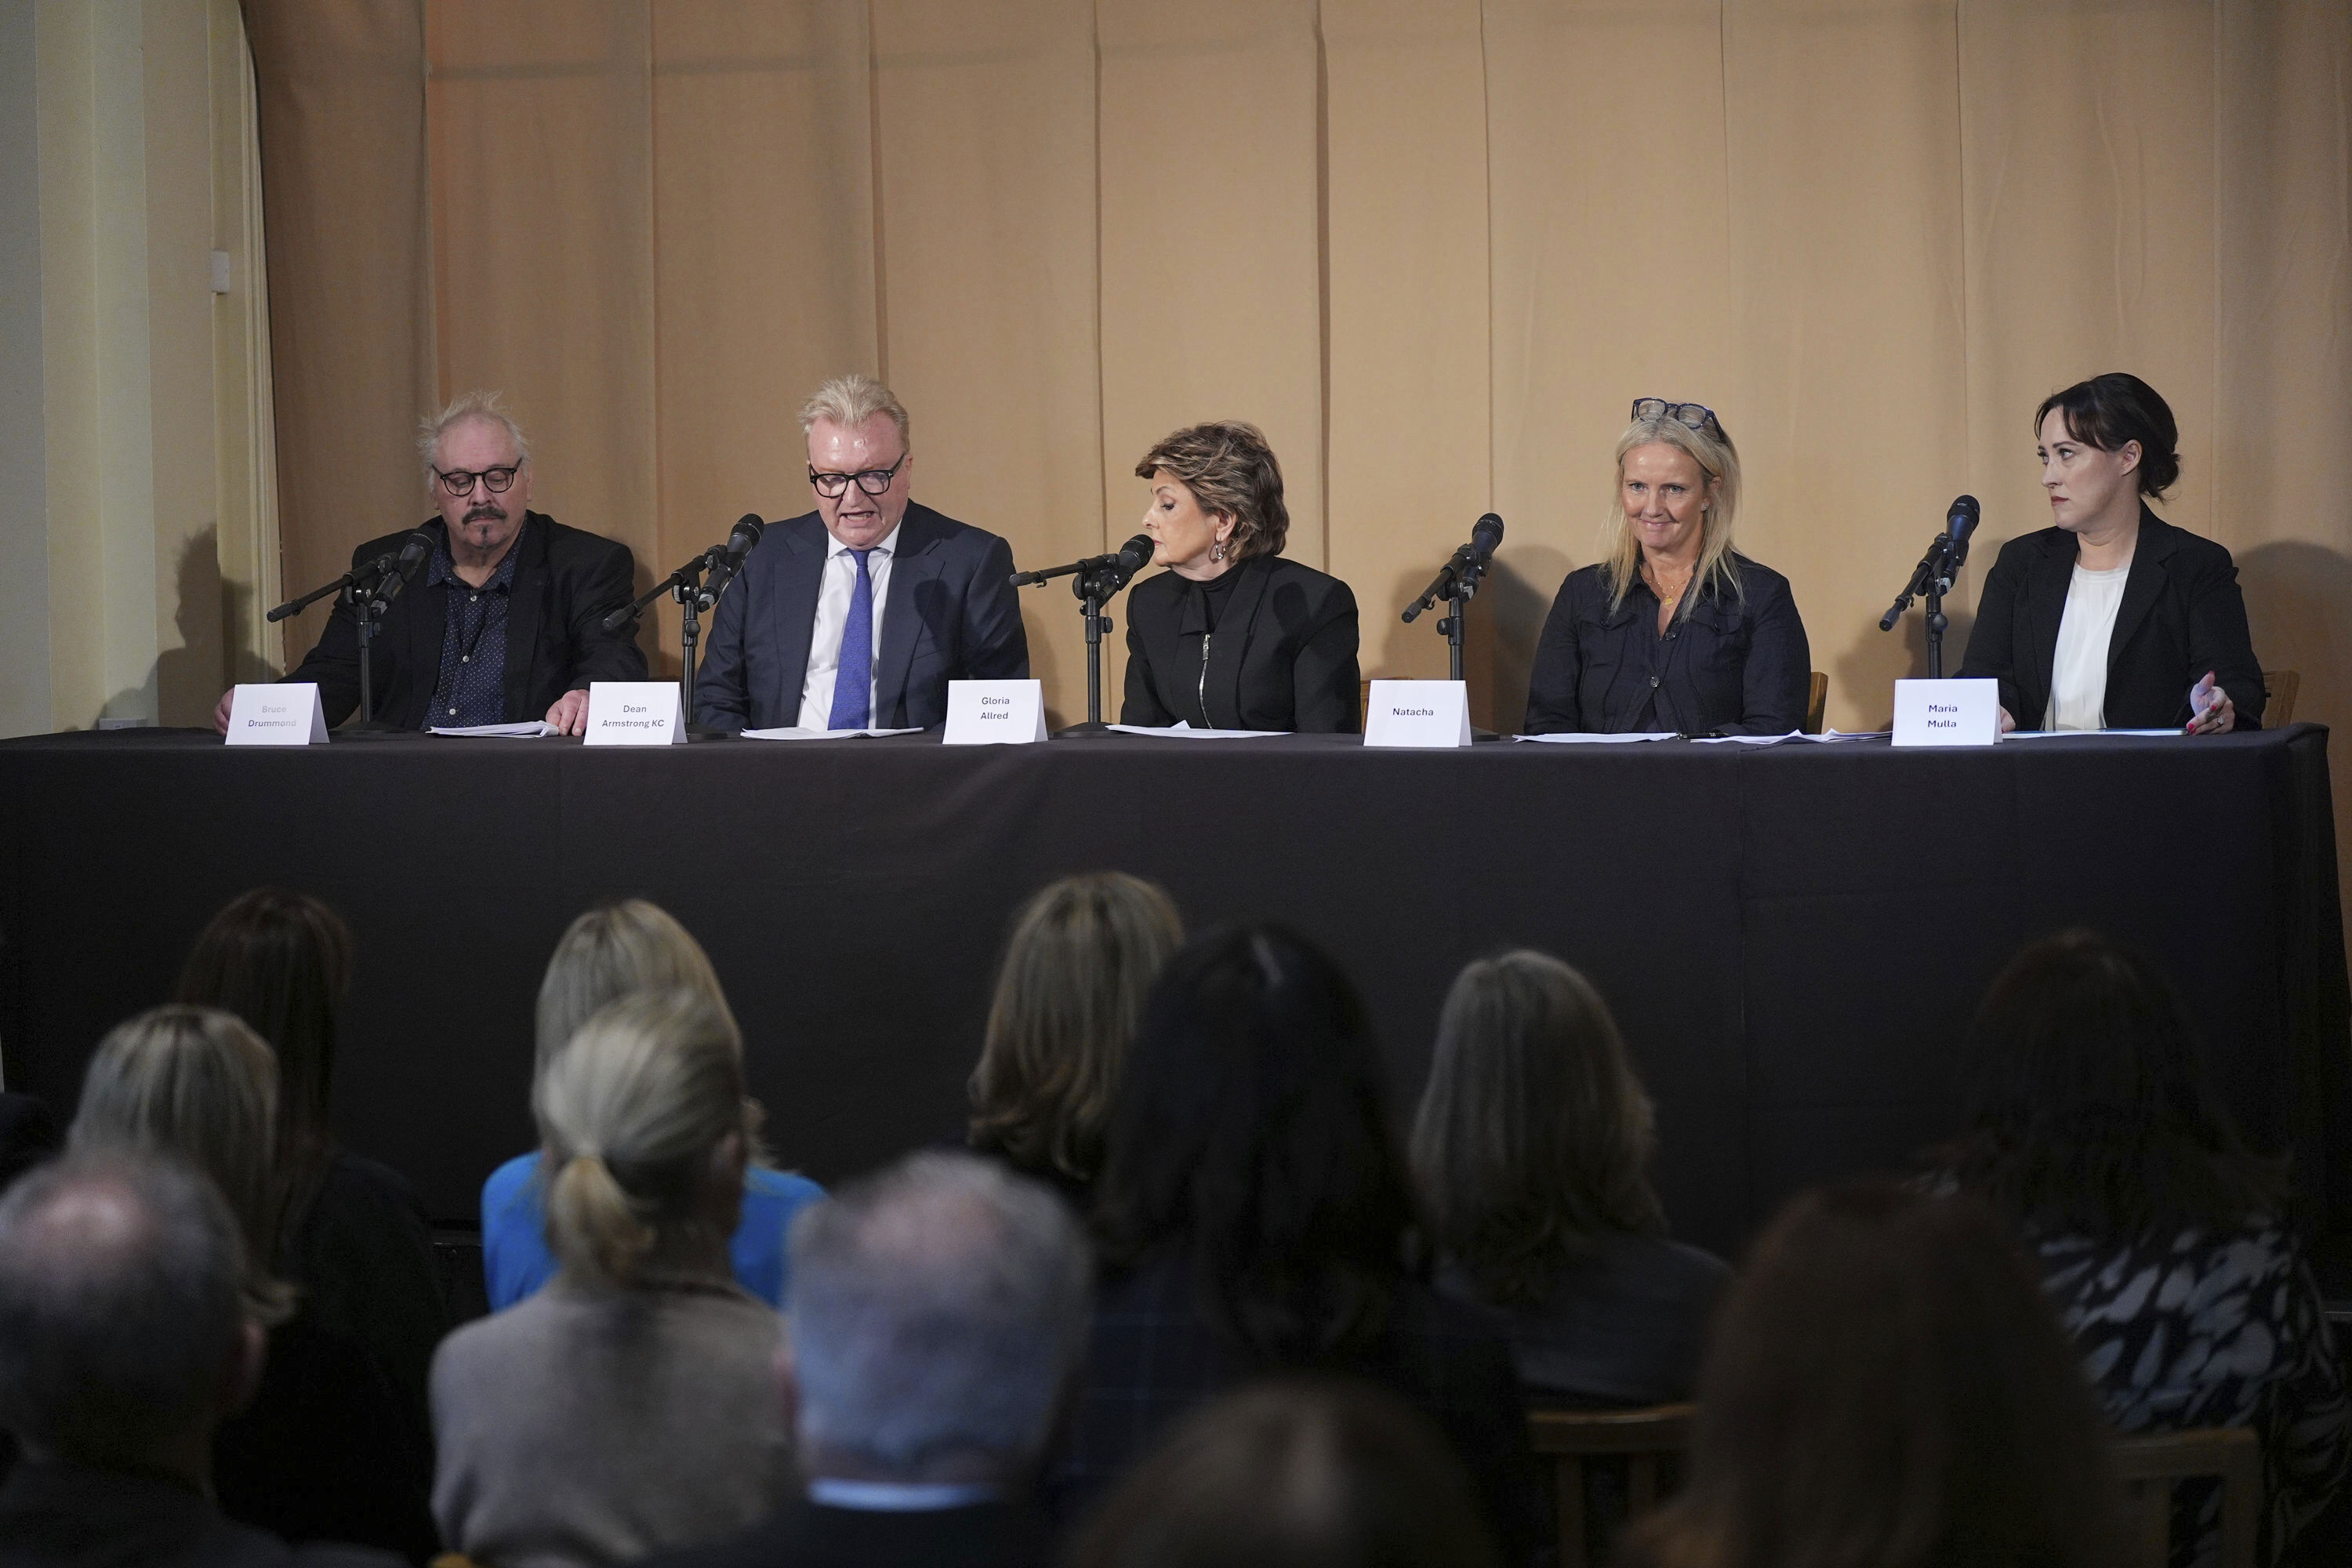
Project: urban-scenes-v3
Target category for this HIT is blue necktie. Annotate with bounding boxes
[826,548,875,731]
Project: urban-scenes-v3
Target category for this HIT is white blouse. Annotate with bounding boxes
[2045,559,2132,731]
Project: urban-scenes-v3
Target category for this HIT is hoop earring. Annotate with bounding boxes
[1211,542,1225,562]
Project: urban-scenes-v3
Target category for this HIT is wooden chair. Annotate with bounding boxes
[1527,1405,1693,1568]
[1805,671,1828,734]
[2263,669,2300,728]
[2111,1426,2259,1568]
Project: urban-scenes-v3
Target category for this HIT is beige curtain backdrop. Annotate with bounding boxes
[245,0,2351,866]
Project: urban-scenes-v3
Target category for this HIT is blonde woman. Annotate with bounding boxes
[967,872,1184,1206]
[1524,399,1809,735]
[481,899,822,1310]
[432,989,794,1568]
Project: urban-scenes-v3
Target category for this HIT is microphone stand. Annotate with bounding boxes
[1062,559,1132,738]
[1878,535,1969,679]
[268,553,401,728]
[1402,548,1499,738]
[605,547,728,725]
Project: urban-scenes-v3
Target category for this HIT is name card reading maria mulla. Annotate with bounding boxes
[1892,677,1998,747]
[944,680,1047,745]
[583,681,686,746]
[1363,680,1472,748]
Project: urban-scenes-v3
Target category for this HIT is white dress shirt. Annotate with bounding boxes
[2045,557,2132,731]
[800,523,900,727]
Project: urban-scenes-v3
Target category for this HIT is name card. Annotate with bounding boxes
[583,681,685,746]
[944,679,1047,745]
[1892,677,1998,747]
[224,684,327,746]
[1363,680,1472,749]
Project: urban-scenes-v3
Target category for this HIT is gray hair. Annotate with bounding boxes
[418,390,531,488]
[786,1151,1091,1477]
[0,1151,249,1467]
[534,900,731,1078]
[799,373,911,451]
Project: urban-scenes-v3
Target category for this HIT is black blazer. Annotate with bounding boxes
[693,503,1029,731]
[1958,506,2265,729]
[641,1496,1050,1568]
[286,513,643,729]
[1525,555,1810,735]
[1120,555,1361,732]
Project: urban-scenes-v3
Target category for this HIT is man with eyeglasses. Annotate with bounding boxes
[214,391,646,734]
[693,373,1028,731]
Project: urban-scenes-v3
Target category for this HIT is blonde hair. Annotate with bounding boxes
[68,1006,293,1322]
[800,373,911,451]
[1600,412,1744,620]
[534,900,731,1076]
[536,988,755,1288]
[968,873,1184,1184]
[418,390,530,487]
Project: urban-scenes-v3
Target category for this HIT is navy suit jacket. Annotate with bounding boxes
[693,503,1029,731]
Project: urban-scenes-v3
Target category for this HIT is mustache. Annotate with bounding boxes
[463,503,506,523]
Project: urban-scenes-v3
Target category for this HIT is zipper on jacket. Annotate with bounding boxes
[1197,633,1213,726]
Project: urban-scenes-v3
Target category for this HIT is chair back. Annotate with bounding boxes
[1527,1405,1694,1568]
[2263,669,2299,728]
[2111,1425,2259,1568]
[1805,671,1828,734]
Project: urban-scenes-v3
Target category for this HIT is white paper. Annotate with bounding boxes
[1892,678,1999,747]
[583,681,687,746]
[1362,680,1472,748]
[2002,728,2183,740]
[428,721,558,738]
[1798,729,1889,742]
[943,680,1047,745]
[1510,731,1679,745]
[1105,722,1289,739]
[739,726,924,740]
[224,684,327,746]
[1693,730,1806,746]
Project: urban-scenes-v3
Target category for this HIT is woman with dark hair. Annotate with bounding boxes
[1960,372,2264,732]
[1121,421,1362,732]
[1940,930,2349,1563]
[1050,925,1541,1563]
[1411,952,1728,1406]
[1625,1181,2123,1568]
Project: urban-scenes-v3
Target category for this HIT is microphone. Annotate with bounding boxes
[696,514,765,609]
[1946,495,1980,544]
[1403,514,1506,623]
[364,528,436,616]
[1469,512,1504,561]
[1878,495,1982,633]
[1009,534,1157,590]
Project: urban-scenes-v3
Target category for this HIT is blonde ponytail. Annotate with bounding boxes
[546,1150,658,1286]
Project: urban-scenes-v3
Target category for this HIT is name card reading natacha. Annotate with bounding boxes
[944,679,1047,745]
[1362,680,1472,749]
[1892,678,1998,748]
[583,681,685,746]
[223,684,327,746]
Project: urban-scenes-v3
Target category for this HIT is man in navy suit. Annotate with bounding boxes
[694,375,1028,731]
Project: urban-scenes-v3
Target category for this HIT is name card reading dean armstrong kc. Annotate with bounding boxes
[1363,679,1472,749]
[223,684,328,746]
[583,681,686,746]
[943,679,1047,745]
[1892,677,1998,748]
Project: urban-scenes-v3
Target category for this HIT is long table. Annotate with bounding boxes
[2,726,2344,1281]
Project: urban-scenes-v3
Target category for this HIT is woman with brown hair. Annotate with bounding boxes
[967,871,1182,1207]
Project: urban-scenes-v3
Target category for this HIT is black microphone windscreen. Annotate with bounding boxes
[394,528,435,578]
[1117,533,1156,572]
[1946,495,1980,543]
[726,514,765,556]
[1471,513,1504,557]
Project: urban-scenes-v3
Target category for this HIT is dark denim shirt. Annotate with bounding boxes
[1524,554,1810,735]
[423,539,521,727]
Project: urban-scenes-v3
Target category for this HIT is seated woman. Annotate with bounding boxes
[1122,421,1361,732]
[1526,399,1808,735]
[1961,372,2263,732]
[966,871,1184,1209]
[433,989,795,1568]
[1047,924,1542,1565]
[481,899,822,1310]
[1410,951,1730,1407]
[1937,931,2348,1563]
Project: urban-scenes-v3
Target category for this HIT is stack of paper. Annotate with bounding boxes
[1510,731,1679,745]
[427,721,559,738]
[739,726,925,740]
[1104,722,1289,739]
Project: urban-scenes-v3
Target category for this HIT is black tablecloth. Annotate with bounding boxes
[2,726,2345,1279]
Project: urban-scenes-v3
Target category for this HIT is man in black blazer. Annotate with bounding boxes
[692,376,1028,731]
[212,395,644,733]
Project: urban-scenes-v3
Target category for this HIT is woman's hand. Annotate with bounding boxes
[1997,705,2016,735]
[2186,672,2237,735]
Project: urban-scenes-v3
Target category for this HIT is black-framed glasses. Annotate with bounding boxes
[808,454,907,498]
[434,463,521,499]
[1632,398,1727,442]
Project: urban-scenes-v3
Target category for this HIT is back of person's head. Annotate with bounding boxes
[786,1150,1090,1482]
[969,872,1184,1186]
[1066,1377,1499,1568]
[0,1151,252,1470]
[1410,950,1665,1305]
[535,987,753,1288]
[1629,1181,2121,1568]
[1946,928,2280,1236]
[1098,924,1414,1363]
[535,899,730,1076]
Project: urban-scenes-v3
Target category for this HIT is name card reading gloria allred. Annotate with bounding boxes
[583,681,686,746]
[943,679,1047,744]
[1891,677,1998,747]
[1362,680,1472,748]
[223,684,328,746]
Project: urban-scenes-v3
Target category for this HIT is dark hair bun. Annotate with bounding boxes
[2034,373,2180,499]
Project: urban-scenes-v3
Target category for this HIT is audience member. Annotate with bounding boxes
[1411,951,1729,1406]
[1051,924,1544,1564]
[1066,1377,1499,1568]
[481,900,822,1310]
[1940,930,2351,1563]
[431,989,794,1568]
[967,873,1184,1207]
[70,1007,436,1560]
[174,889,448,1461]
[0,1151,401,1568]
[1624,1181,2122,1568]
[646,1151,1087,1568]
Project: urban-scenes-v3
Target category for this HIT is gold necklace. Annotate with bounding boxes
[1649,567,1690,604]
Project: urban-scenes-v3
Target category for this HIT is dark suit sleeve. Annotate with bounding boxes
[1523,576,1585,734]
[1122,607,1176,727]
[2183,546,2267,728]
[1290,577,1362,733]
[561,539,648,691]
[694,557,754,731]
[1958,546,2027,720]
[960,533,1030,680]
[1735,575,1811,735]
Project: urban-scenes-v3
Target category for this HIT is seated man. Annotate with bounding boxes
[213,391,646,735]
[646,1151,1089,1568]
[0,1151,399,1568]
[692,376,1028,731]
